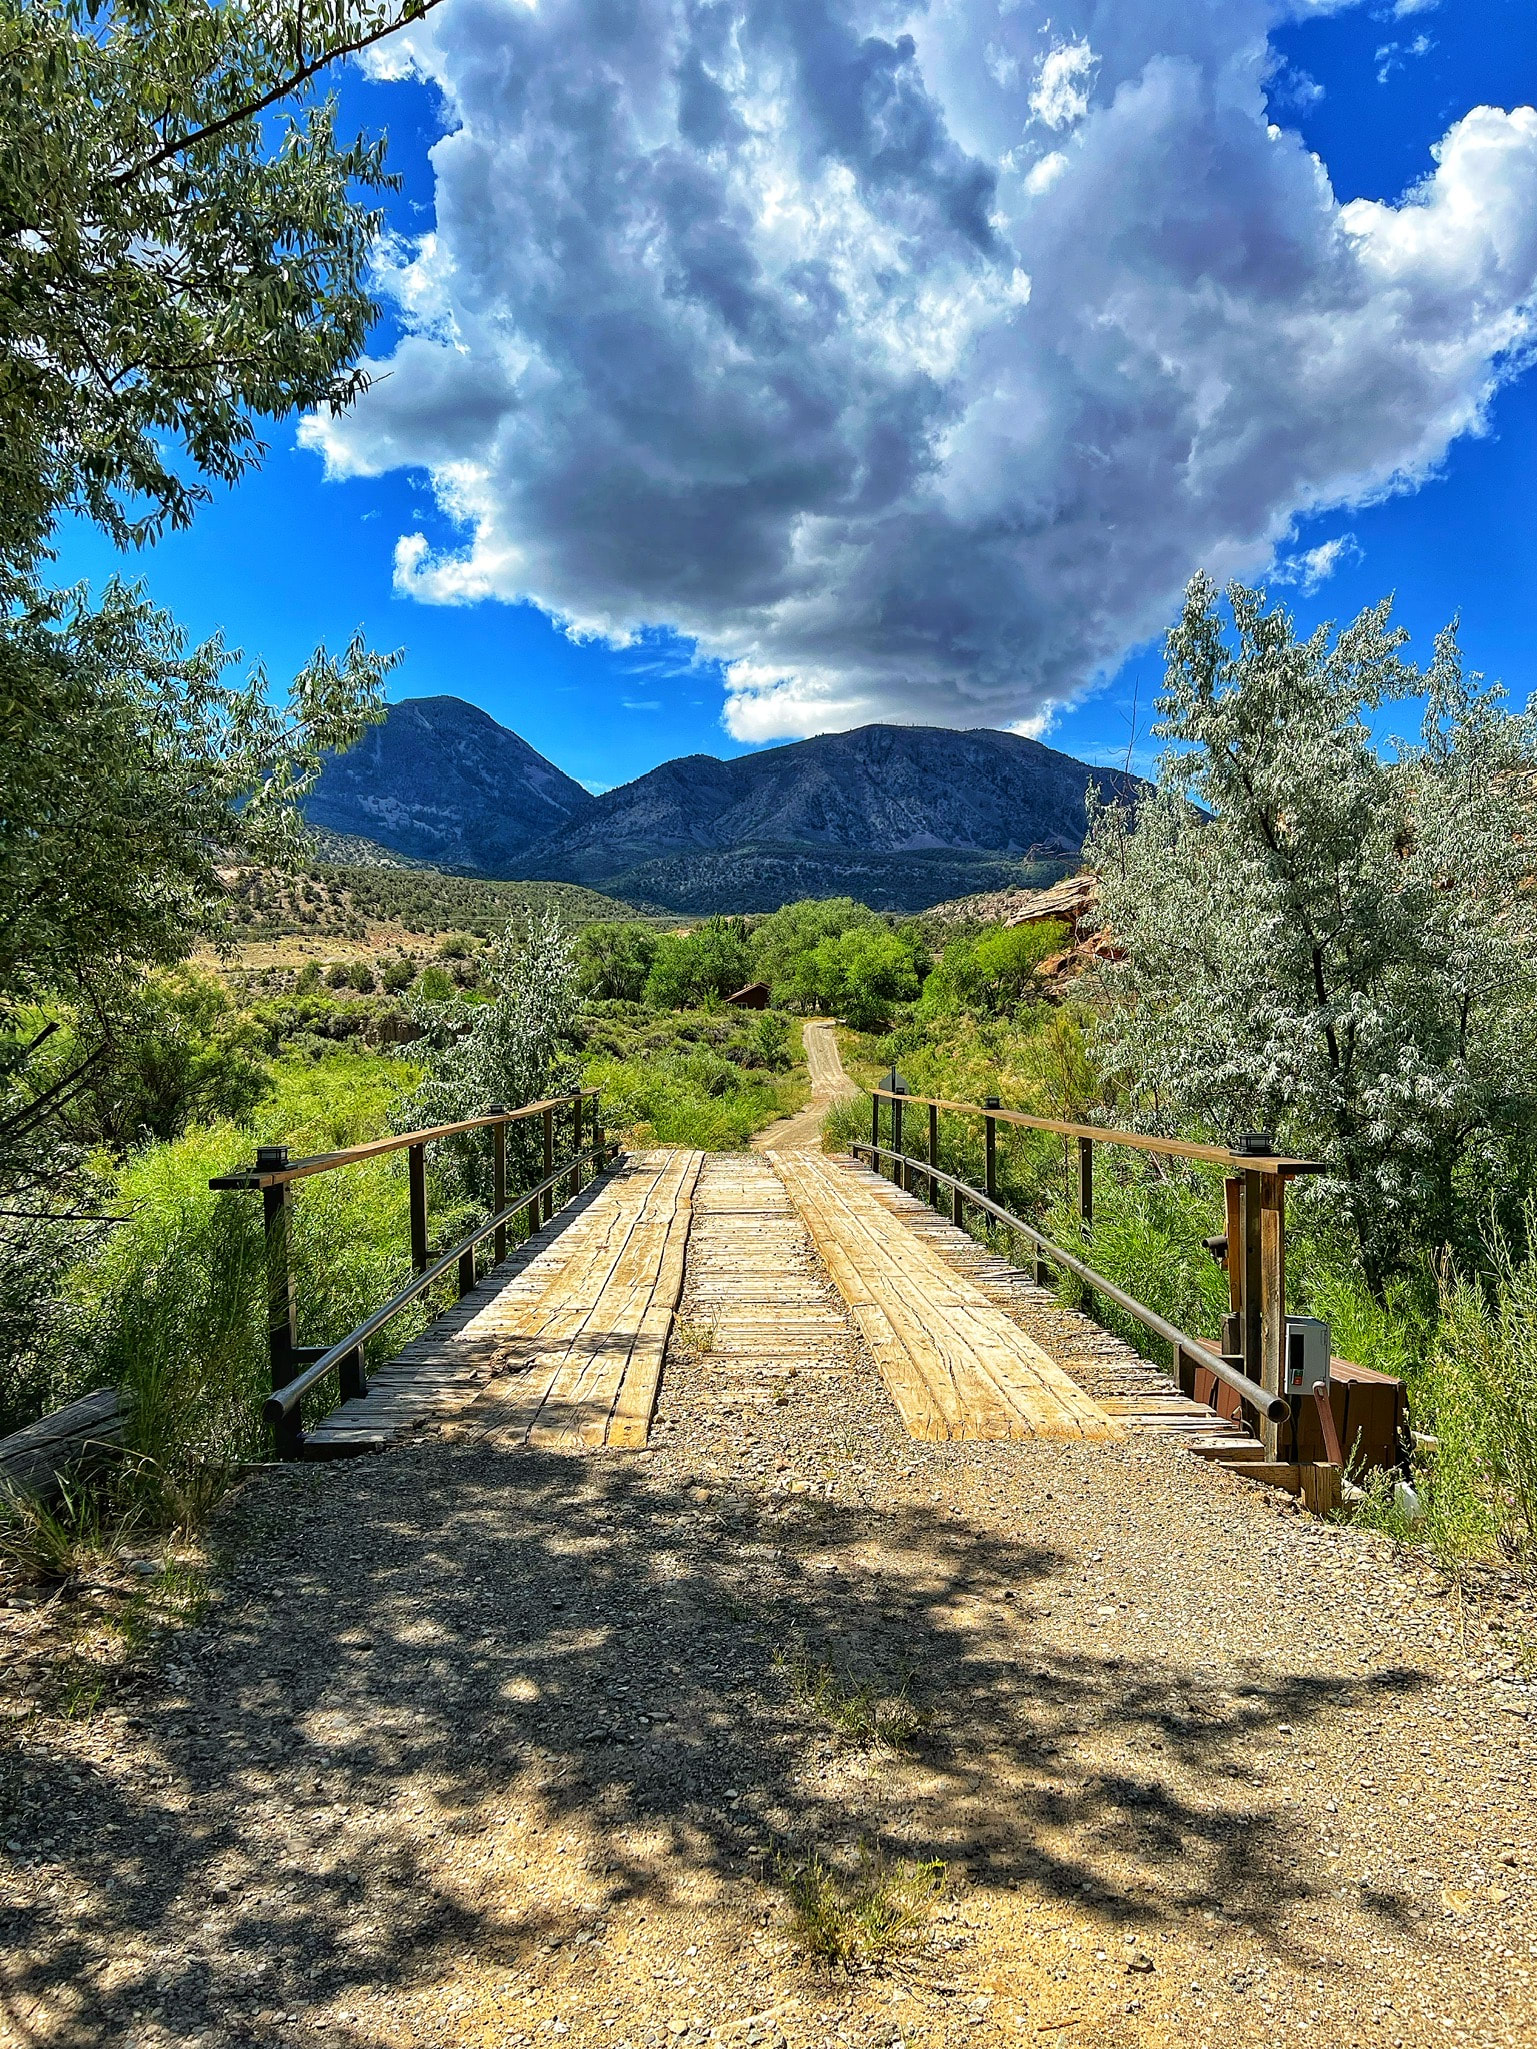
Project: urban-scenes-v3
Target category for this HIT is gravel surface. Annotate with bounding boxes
[4,1155,1537,2049]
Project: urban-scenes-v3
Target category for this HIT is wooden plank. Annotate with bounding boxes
[770,1150,1118,1444]
[0,1390,126,1500]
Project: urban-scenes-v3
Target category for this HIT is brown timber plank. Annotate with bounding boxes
[769,1149,1118,1443]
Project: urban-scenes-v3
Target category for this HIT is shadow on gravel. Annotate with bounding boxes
[0,1439,1433,2044]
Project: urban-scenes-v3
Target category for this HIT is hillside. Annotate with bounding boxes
[305,700,1142,913]
[520,724,1139,911]
[305,696,594,873]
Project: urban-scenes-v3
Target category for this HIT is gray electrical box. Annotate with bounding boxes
[1284,1316,1331,1396]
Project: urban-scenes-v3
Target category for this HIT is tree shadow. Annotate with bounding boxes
[0,1437,1436,2045]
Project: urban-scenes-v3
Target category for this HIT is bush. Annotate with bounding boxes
[62,1053,426,1501]
[1413,1215,1537,1567]
[588,1049,792,1150]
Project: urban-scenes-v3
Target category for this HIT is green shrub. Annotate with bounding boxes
[61,1053,427,1502]
[1413,1216,1537,1568]
[587,1049,793,1150]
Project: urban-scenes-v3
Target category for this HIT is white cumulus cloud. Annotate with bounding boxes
[302,0,1537,741]
[1029,37,1097,129]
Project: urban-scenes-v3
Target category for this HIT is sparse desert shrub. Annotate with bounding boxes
[775,1846,945,1965]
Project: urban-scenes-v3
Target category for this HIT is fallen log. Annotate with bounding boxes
[0,1389,127,1504]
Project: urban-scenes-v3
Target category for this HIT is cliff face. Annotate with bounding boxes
[304,697,594,873]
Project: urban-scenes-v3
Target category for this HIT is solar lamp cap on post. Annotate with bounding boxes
[255,1143,289,1172]
[1233,1130,1277,1157]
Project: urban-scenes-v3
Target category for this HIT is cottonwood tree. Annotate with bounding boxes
[0,0,447,572]
[1085,574,1537,1291]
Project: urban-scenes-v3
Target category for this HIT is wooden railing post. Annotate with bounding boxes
[259,1146,302,1460]
[571,1092,583,1198]
[1241,1168,1263,1386]
[1260,1169,1288,1462]
[338,1344,367,1403]
[409,1141,428,1272]
[928,1101,939,1207]
[492,1112,508,1264]
[542,1106,555,1222]
[984,1096,999,1205]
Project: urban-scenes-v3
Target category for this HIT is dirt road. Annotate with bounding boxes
[752,1020,860,1153]
[4,1155,1537,2049]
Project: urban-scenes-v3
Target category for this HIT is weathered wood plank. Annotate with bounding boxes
[769,1150,1118,1444]
[0,1389,127,1500]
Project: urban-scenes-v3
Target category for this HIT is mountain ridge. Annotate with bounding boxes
[305,695,595,874]
[305,698,1142,913]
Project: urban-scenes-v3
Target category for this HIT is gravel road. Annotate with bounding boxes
[3,1158,1536,2049]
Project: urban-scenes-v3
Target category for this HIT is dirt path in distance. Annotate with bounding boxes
[753,1021,860,1154]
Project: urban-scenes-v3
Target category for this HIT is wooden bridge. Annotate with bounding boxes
[208,1069,1376,1508]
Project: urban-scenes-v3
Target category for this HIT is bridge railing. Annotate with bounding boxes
[859,1084,1326,1451]
[210,1091,620,1458]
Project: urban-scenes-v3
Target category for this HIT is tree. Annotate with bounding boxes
[395,912,583,1201]
[0,0,448,572]
[644,920,752,1010]
[821,927,923,1030]
[25,970,270,1150]
[751,898,880,1008]
[1085,575,1537,1289]
[0,577,394,1011]
[575,922,659,1003]
[0,578,392,1195]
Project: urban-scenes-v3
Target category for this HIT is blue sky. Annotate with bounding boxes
[53,0,1537,792]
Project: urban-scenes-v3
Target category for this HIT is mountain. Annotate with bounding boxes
[305,697,594,874]
[518,725,1143,912]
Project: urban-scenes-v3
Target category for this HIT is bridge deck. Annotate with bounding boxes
[821,1153,1264,1460]
[770,1148,1119,1442]
[304,1149,701,1456]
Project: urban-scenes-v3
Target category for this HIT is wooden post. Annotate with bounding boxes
[1260,1170,1288,1462]
[338,1345,367,1403]
[409,1142,428,1273]
[1078,1135,1093,1236]
[1241,1170,1264,1389]
[570,1093,583,1199]
[1223,1178,1243,1315]
[929,1102,939,1207]
[984,1097,999,1205]
[542,1106,555,1223]
[260,1156,302,1461]
[892,1090,905,1188]
[493,1115,508,1264]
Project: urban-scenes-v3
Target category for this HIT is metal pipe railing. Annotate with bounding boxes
[261,1141,620,1430]
[211,1089,613,1457]
[851,1139,1289,1427]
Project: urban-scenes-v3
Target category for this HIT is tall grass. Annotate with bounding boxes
[587,1048,801,1150]
[63,1053,425,1508]
[1412,1214,1537,1567]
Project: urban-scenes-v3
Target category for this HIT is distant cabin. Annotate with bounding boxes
[725,982,771,1009]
